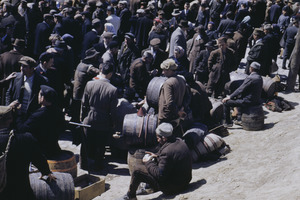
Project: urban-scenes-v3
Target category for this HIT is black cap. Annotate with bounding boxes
[40,85,57,103]
[108,41,118,49]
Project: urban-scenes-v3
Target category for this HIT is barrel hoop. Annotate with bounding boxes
[47,155,75,164]
[194,143,202,158]
[137,116,144,138]
[144,115,149,146]
[206,135,218,150]
[50,164,77,172]
[202,139,211,152]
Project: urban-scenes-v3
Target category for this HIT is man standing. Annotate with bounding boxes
[222,62,263,126]
[158,59,187,137]
[119,123,192,200]
[206,37,235,98]
[0,39,25,104]
[282,20,298,69]
[117,1,131,45]
[102,41,119,71]
[80,63,118,169]
[106,6,120,33]
[129,51,153,99]
[6,56,48,119]
[169,20,189,57]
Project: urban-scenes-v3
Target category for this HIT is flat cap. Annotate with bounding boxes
[125,32,135,39]
[43,13,53,20]
[156,123,173,137]
[13,38,25,47]
[54,13,63,18]
[150,38,161,46]
[74,14,82,19]
[250,61,261,70]
[103,31,114,38]
[92,18,101,26]
[160,59,178,70]
[40,85,57,103]
[0,106,12,121]
[39,52,53,62]
[19,56,37,68]
[136,8,145,14]
[263,24,272,30]
[119,0,127,5]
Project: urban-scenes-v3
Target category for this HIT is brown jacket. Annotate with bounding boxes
[81,78,118,131]
[158,75,186,125]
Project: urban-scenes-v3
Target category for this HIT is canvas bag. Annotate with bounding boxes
[0,131,14,192]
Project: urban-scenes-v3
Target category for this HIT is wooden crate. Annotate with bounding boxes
[74,174,105,200]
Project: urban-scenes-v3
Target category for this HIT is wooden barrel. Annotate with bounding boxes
[209,97,224,124]
[29,172,74,200]
[262,76,276,98]
[241,105,264,131]
[47,150,77,178]
[146,76,167,109]
[123,113,158,147]
[190,133,227,162]
[127,149,148,175]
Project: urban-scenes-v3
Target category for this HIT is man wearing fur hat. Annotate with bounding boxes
[119,122,192,200]
[158,59,187,137]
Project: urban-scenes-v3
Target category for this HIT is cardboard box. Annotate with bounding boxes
[74,174,105,200]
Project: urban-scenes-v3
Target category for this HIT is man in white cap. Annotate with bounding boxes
[222,61,263,126]
[119,122,192,200]
[158,59,187,136]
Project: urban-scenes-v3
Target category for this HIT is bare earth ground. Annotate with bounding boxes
[59,57,300,200]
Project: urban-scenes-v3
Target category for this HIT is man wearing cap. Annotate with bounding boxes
[222,61,263,126]
[142,38,168,76]
[282,20,298,69]
[81,11,92,36]
[118,32,140,85]
[277,7,290,33]
[72,48,100,122]
[162,0,175,20]
[129,51,153,98]
[53,13,63,36]
[102,41,119,70]
[134,9,154,50]
[17,85,65,158]
[81,18,104,59]
[0,39,25,104]
[34,14,54,58]
[216,11,237,37]
[246,28,268,75]
[106,6,120,33]
[158,59,187,136]
[117,0,131,45]
[35,52,55,84]
[119,122,192,200]
[0,105,56,200]
[233,23,249,69]
[6,56,48,119]
[206,37,235,98]
[81,63,118,169]
[169,20,188,57]
[196,3,209,28]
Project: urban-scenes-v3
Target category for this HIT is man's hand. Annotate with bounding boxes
[40,173,57,182]
[222,96,230,103]
[5,72,17,81]
[8,100,20,109]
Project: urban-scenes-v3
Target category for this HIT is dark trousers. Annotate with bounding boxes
[282,43,295,68]
[223,99,245,124]
[80,128,110,167]
[128,170,160,198]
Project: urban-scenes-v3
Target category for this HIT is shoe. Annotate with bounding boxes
[282,66,287,69]
[234,120,243,126]
[116,194,137,200]
[223,123,233,128]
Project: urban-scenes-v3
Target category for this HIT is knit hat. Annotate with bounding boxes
[156,123,173,137]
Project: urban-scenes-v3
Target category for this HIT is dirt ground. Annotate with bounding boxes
[59,58,300,200]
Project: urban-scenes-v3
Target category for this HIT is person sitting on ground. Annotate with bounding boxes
[0,105,56,200]
[222,62,263,127]
[119,122,192,200]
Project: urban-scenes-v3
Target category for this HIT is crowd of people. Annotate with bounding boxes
[0,0,299,199]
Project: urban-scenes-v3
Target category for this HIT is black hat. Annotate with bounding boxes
[108,41,119,49]
[54,40,67,51]
[43,14,53,20]
[125,32,135,40]
[107,6,114,12]
[39,52,53,62]
[84,48,100,60]
[40,85,57,103]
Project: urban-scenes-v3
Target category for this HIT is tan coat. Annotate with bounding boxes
[158,75,186,126]
[81,78,118,131]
